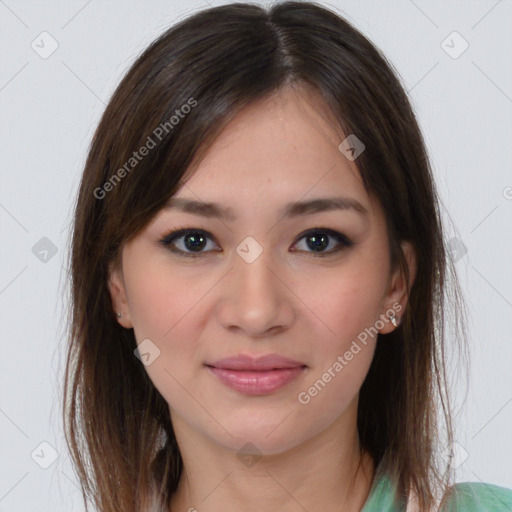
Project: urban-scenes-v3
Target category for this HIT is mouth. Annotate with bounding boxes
[204,353,307,395]
[206,353,306,371]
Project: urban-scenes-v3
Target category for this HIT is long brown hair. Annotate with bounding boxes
[63,2,468,511]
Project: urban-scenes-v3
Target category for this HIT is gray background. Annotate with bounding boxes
[0,0,511,510]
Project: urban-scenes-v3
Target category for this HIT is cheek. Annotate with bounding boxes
[296,284,379,413]
[301,265,385,349]
[123,257,220,396]
[122,260,208,407]
[292,262,384,402]
[124,257,206,340]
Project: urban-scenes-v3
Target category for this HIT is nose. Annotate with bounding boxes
[217,248,295,338]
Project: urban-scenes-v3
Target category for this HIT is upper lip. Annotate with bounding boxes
[206,354,306,371]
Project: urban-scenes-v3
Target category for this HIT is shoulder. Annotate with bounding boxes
[441,481,512,511]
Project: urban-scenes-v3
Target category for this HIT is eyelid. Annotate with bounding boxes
[292,227,352,246]
[160,227,214,245]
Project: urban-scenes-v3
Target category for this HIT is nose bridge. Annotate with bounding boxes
[237,243,275,291]
[234,238,280,304]
[220,237,293,335]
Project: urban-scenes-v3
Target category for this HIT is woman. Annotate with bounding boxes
[63,2,512,511]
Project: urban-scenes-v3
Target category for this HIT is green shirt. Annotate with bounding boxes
[361,463,512,511]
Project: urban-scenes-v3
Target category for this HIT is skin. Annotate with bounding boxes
[108,84,416,512]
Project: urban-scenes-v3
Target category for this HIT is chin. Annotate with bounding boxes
[206,418,307,457]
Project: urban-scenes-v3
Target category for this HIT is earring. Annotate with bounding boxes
[389,312,399,327]
[116,312,123,318]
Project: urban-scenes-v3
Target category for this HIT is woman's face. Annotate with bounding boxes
[108,85,414,456]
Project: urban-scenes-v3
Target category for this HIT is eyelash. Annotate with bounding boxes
[158,226,354,259]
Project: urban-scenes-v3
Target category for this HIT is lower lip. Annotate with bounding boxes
[206,365,306,395]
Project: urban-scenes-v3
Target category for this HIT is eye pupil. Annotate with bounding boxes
[185,232,206,251]
[307,232,329,251]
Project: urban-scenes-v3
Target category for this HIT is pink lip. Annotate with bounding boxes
[207,353,305,371]
[205,354,307,395]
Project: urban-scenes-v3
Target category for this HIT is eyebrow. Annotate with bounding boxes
[163,196,369,221]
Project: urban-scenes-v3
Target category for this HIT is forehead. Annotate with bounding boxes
[175,85,374,218]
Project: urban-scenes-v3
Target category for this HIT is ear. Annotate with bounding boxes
[378,240,417,334]
[107,260,134,329]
